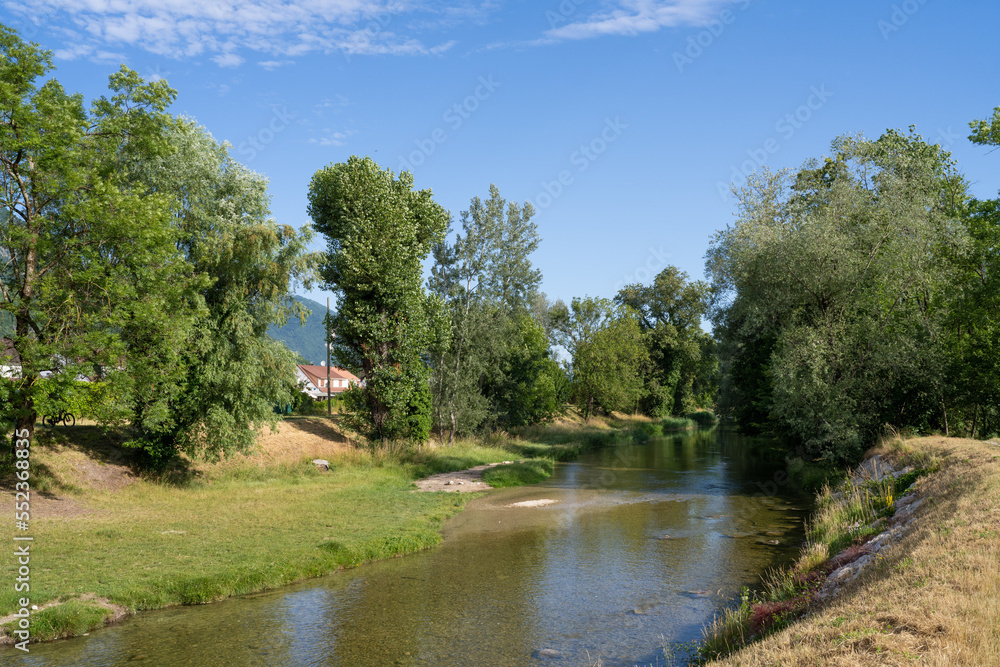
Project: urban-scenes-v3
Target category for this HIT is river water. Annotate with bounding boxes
[11,429,810,666]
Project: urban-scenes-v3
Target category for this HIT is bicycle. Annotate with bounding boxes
[43,410,75,428]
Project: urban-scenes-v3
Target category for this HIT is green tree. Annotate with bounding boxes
[945,106,1000,437]
[552,297,647,420]
[308,156,448,443]
[615,265,715,416]
[549,296,619,360]
[572,307,648,420]
[707,130,968,461]
[428,184,546,440]
[0,25,192,452]
[122,118,319,462]
[481,314,564,428]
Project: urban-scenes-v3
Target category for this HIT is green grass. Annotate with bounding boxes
[661,416,697,431]
[5,599,115,642]
[687,410,719,428]
[481,459,554,487]
[697,456,937,663]
[0,463,471,620]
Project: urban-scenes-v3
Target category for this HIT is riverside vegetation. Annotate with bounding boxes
[694,433,1000,666]
[0,409,710,645]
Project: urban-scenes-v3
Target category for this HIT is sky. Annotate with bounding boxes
[3,0,999,310]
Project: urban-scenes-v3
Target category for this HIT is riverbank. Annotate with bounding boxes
[699,435,1000,666]
[0,409,679,646]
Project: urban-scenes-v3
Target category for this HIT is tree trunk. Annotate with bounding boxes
[11,377,36,460]
[941,398,949,437]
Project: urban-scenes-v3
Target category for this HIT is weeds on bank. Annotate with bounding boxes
[696,439,936,664]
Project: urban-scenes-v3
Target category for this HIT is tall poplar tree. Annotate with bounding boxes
[308,156,448,443]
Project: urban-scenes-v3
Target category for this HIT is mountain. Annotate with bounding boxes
[267,295,332,365]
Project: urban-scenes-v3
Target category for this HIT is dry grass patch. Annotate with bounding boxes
[706,437,1000,666]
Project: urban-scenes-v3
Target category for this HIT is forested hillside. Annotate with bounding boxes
[267,295,330,365]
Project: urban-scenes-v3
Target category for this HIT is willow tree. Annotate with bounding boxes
[308,156,448,443]
[707,130,969,461]
[120,118,319,462]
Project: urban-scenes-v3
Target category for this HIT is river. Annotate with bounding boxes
[10,428,810,666]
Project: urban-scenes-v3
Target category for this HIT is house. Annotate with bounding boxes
[0,340,95,382]
[1,339,21,379]
[295,364,361,400]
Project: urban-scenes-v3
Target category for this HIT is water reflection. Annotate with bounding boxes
[7,429,809,667]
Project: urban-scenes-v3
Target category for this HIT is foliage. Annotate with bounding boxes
[120,118,317,463]
[569,301,649,420]
[0,25,194,453]
[943,106,1000,438]
[308,156,448,443]
[707,130,969,462]
[428,184,557,440]
[615,265,716,416]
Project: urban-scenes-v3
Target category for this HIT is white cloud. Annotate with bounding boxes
[544,0,735,42]
[257,59,294,70]
[308,128,355,146]
[5,0,465,66]
[212,52,245,67]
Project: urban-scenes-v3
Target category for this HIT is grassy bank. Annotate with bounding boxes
[1,409,695,644]
[698,435,1000,666]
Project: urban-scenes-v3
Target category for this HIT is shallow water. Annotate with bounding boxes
[9,429,810,666]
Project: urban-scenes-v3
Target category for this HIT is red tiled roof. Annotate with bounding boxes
[298,365,359,382]
[297,364,360,394]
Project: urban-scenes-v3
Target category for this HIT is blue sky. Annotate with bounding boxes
[4,0,999,309]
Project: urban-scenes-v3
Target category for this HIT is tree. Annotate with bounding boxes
[480,314,565,428]
[549,296,619,360]
[551,297,647,419]
[121,118,319,462]
[1,25,192,453]
[571,307,648,420]
[707,130,968,461]
[615,265,715,416]
[428,184,546,440]
[945,106,1000,437]
[308,156,448,443]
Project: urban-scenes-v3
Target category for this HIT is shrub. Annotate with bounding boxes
[686,410,718,427]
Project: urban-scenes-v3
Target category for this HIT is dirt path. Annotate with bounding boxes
[413,462,512,492]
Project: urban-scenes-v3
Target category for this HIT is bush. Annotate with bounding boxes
[686,410,718,427]
[661,416,696,431]
[482,459,554,487]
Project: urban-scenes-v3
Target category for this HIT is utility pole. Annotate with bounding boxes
[326,297,331,417]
